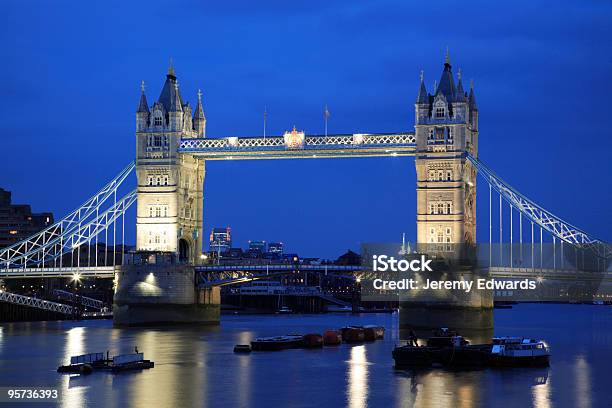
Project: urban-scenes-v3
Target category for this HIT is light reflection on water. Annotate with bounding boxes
[0,304,609,407]
[347,345,368,408]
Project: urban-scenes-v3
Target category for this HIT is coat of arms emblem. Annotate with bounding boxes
[283,126,305,149]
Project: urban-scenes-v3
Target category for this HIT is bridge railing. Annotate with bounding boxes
[179,132,416,152]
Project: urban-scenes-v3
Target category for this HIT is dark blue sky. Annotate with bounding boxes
[1,0,611,258]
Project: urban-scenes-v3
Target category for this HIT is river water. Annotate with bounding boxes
[0,304,610,407]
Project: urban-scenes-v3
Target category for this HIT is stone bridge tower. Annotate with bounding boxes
[135,64,206,264]
[414,53,478,250]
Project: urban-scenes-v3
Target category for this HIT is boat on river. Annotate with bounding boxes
[488,337,550,367]
[392,332,550,369]
[250,335,303,351]
[58,352,154,374]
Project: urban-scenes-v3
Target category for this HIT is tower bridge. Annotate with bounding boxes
[0,54,609,326]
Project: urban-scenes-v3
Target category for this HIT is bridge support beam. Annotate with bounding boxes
[113,264,219,326]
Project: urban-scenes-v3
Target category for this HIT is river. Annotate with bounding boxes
[0,304,610,407]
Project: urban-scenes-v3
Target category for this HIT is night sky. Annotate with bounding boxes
[1,1,611,258]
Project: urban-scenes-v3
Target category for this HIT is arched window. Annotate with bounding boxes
[435,106,445,118]
[154,114,163,127]
[437,203,444,214]
[446,170,452,181]
[438,170,444,180]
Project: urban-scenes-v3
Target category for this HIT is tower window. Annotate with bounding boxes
[446,170,452,181]
[154,115,163,126]
[436,106,445,118]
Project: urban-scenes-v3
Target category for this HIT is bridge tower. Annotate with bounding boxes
[414,52,478,250]
[135,64,205,264]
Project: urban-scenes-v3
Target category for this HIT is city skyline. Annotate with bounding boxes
[1,0,611,259]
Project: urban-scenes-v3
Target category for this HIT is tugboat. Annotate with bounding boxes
[488,337,550,367]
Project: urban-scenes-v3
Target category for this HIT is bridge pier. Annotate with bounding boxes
[398,265,494,333]
[113,264,219,326]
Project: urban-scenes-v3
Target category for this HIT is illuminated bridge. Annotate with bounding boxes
[0,55,609,324]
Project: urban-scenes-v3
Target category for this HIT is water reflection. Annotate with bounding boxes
[574,355,591,408]
[61,327,87,408]
[347,345,369,408]
[236,331,253,407]
[531,368,551,408]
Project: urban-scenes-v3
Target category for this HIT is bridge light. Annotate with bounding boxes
[71,273,81,283]
[356,277,361,283]
[536,276,544,283]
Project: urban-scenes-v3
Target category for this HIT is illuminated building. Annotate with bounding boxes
[248,240,266,257]
[0,188,53,249]
[209,227,232,253]
[267,242,283,255]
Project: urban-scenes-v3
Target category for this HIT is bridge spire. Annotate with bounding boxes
[416,70,428,104]
[194,89,206,137]
[469,79,477,110]
[137,80,149,113]
[168,57,176,78]
[456,68,466,102]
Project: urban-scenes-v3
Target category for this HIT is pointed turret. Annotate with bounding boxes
[435,48,456,100]
[136,80,150,131]
[193,89,206,137]
[158,60,183,113]
[468,80,477,111]
[137,80,150,113]
[416,70,429,104]
[455,69,466,102]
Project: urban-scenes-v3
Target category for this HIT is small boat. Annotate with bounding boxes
[392,345,434,368]
[251,335,303,351]
[233,344,252,353]
[488,337,550,367]
[341,326,365,343]
[58,352,154,373]
[302,333,323,348]
[323,330,342,345]
[110,354,155,372]
[57,352,108,373]
[364,325,385,340]
[277,306,293,314]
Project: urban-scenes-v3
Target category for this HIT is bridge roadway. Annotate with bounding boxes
[1,264,609,285]
[178,132,417,160]
[0,266,116,279]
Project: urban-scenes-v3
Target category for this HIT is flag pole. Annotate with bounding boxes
[324,104,330,137]
[263,106,268,139]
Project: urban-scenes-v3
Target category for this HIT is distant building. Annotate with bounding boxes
[209,227,231,253]
[335,249,361,266]
[267,242,284,255]
[0,188,54,249]
[248,240,266,257]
